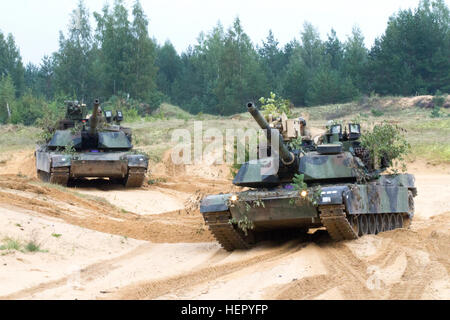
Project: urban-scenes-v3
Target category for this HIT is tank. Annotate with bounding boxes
[200,102,417,251]
[35,99,148,188]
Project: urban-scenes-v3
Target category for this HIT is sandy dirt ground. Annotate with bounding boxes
[0,150,448,300]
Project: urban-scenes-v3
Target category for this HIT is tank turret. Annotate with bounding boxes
[57,101,86,130]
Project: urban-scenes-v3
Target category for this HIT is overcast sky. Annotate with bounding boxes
[0,0,444,65]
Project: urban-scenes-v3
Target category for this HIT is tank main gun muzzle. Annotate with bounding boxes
[247,102,296,166]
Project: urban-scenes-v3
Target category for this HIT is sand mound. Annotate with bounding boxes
[0,175,213,244]
[0,150,36,178]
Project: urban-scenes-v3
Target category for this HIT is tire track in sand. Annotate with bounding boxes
[107,240,307,300]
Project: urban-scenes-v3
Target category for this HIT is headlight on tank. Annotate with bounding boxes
[300,190,308,198]
[230,194,238,202]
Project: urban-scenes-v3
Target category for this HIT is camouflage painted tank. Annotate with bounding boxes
[200,103,417,251]
[35,99,148,187]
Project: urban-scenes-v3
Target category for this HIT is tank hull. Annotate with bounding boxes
[35,146,148,187]
[201,174,416,251]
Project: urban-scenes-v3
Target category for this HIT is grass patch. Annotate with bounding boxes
[371,109,384,117]
[409,143,450,164]
[52,233,62,238]
[0,237,47,253]
[0,124,42,152]
[148,177,168,185]
[403,118,450,164]
[0,238,22,251]
[24,241,41,252]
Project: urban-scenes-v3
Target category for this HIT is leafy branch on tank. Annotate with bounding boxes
[229,215,254,236]
[36,118,58,143]
[59,141,77,156]
[251,199,265,208]
[292,173,307,190]
[259,92,292,118]
[287,136,303,150]
[226,195,262,235]
[360,121,411,174]
[69,122,83,135]
[288,174,322,206]
[308,186,323,206]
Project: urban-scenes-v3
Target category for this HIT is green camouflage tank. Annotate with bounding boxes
[200,102,416,251]
[35,100,148,188]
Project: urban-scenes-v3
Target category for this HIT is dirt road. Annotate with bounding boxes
[0,151,448,300]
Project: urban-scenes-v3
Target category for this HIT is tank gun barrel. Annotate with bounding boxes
[247,102,295,166]
[89,99,100,135]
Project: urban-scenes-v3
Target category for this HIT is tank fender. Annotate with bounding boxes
[318,186,349,205]
[36,150,51,172]
[51,154,72,168]
[126,154,148,168]
[200,194,231,213]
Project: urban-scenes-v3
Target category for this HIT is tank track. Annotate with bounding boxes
[203,211,252,251]
[125,168,146,188]
[319,205,359,241]
[38,168,69,186]
[319,204,413,241]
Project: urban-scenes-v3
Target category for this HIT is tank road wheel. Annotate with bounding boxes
[384,214,391,230]
[395,213,404,229]
[349,215,359,236]
[368,215,377,234]
[358,215,368,236]
[388,214,396,231]
[375,214,383,234]
[124,168,146,188]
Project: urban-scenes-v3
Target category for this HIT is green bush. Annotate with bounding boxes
[360,122,410,171]
[431,90,445,118]
[371,109,384,117]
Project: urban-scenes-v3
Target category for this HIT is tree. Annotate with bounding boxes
[0,75,15,123]
[299,22,324,72]
[324,29,343,71]
[156,40,182,98]
[282,50,309,106]
[342,26,368,92]
[129,0,158,101]
[0,31,25,97]
[39,55,56,99]
[54,0,94,102]
[94,0,133,98]
[368,0,450,95]
[213,18,267,115]
[306,68,357,105]
[258,30,285,90]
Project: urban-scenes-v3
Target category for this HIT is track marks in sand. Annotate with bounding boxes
[272,241,374,300]
[269,217,450,300]
[108,241,306,300]
[1,244,152,300]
